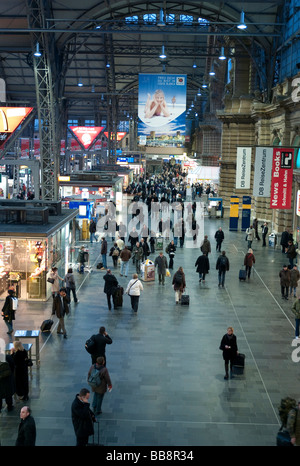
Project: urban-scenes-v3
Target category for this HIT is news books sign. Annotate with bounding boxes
[253,147,273,197]
[236,147,251,189]
[270,148,294,210]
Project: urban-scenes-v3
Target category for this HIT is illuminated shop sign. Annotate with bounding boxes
[0,107,33,148]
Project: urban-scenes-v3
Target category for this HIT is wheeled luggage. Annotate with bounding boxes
[239,269,247,281]
[87,420,103,446]
[40,319,54,332]
[181,294,190,306]
[232,353,245,375]
[113,286,123,308]
[96,262,103,269]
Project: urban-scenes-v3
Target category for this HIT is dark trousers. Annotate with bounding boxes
[66,287,78,303]
[262,234,267,246]
[130,295,140,312]
[76,436,89,446]
[281,286,289,298]
[106,293,113,310]
[169,255,174,269]
[216,242,222,252]
[245,266,252,278]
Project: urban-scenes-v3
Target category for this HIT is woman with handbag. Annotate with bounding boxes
[11,341,29,401]
[48,267,63,299]
[125,273,143,313]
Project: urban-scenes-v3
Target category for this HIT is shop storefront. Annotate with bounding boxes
[0,210,78,301]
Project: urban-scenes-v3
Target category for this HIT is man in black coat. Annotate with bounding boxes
[214,227,224,252]
[195,253,210,283]
[0,355,14,413]
[52,287,70,338]
[89,326,113,364]
[103,269,118,310]
[15,406,36,446]
[71,388,95,446]
[262,222,268,247]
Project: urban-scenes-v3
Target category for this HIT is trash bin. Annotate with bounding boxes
[140,260,155,282]
[269,233,277,248]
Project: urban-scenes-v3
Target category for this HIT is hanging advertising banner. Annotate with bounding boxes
[253,147,273,197]
[34,138,40,157]
[69,126,104,149]
[104,132,127,141]
[236,147,252,189]
[138,73,186,146]
[0,107,33,148]
[21,138,30,157]
[296,190,300,216]
[270,148,294,209]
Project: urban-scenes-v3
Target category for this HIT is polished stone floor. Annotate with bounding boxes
[0,212,300,448]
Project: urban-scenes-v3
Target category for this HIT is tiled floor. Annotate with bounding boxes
[0,211,299,447]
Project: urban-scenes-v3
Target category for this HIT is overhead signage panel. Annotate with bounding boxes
[69,126,104,149]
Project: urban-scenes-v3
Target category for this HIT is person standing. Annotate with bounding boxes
[52,287,70,338]
[172,267,186,304]
[253,218,260,241]
[1,287,17,334]
[195,253,210,283]
[286,400,300,445]
[279,265,291,300]
[292,296,300,339]
[262,222,268,247]
[48,266,64,296]
[290,265,300,298]
[64,268,79,304]
[154,252,168,285]
[89,326,113,365]
[200,235,211,256]
[100,237,108,270]
[216,251,230,288]
[87,356,112,416]
[89,218,97,243]
[132,242,143,275]
[281,228,292,254]
[244,248,255,279]
[166,240,176,270]
[120,246,131,277]
[125,273,143,313]
[245,225,254,249]
[0,354,14,413]
[219,326,239,380]
[109,242,120,268]
[11,341,29,401]
[15,406,36,446]
[214,227,224,252]
[286,240,297,269]
[71,388,95,446]
[103,269,119,311]
[140,238,150,262]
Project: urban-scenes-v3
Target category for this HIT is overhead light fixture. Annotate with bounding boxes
[193,61,197,68]
[106,62,110,68]
[157,9,165,27]
[237,10,247,29]
[101,94,104,101]
[202,80,208,88]
[159,45,167,59]
[209,64,215,76]
[91,85,95,93]
[34,43,42,57]
[219,46,226,60]
[78,78,83,87]
[95,24,101,30]
[197,88,202,96]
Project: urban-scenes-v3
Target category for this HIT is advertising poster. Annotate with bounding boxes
[0,107,33,148]
[235,147,252,189]
[69,126,104,149]
[138,73,186,146]
[253,147,273,197]
[270,148,294,209]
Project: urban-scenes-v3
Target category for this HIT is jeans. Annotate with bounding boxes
[90,232,96,243]
[290,286,297,297]
[4,320,13,333]
[130,295,139,312]
[289,257,294,268]
[120,260,129,276]
[199,273,206,281]
[295,318,300,337]
[218,270,226,286]
[106,293,113,310]
[92,392,104,414]
[66,287,78,303]
[102,254,107,269]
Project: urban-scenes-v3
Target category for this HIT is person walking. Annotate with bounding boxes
[71,388,95,446]
[87,356,112,416]
[261,222,268,247]
[154,252,168,285]
[64,268,79,304]
[103,269,118,311]
[244,248,255,279]
[15,406,36,446]
[281,228,292,254]
[200,235,211,256]
[286,400,300,445]
[100,237,108,270]
[11,341,29,401]
[172,266,186,304]
[253,218,260,241]
[166,240,176,270]
[279,265,291,300]
[290,265,300,298]
[120,246,131,277]
[245,225,254,249]
[109,242,120,268]
[48,266,64,296]
[52,287,70,338]
[0,353,15,413]
[214,227,224,252]
[286,240,297,269]
[88,326,113,365]
[292,296,300,339]
[125,273,143,313]
[195,252,210,283]
[219,326,239,380]
[89,218,97,243]
[77,247,86,274]
[132,242,143,275]
[216,251,230,288]
[1,287,17,334]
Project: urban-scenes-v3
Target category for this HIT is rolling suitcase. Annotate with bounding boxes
[113,286,123,308]
[239,269,247,281]
[232,353,245,375]
[181,292,190,306]
[87,420,103,446]
[41,318,54,333]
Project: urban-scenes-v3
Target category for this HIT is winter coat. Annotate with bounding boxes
[201,239,211,255]
[132,245,143,261]
[154,255,168,274]
[219,333,238,362]
[1,294,16,322]
[216,255,230,271]
[279,268,291,287]
[195,254,210,274]
[292,299,300,319]
[89,333,113,362]
[172,271,186,292]
[0,355,15,400]
[215,230,224,243]
[71,394,94,439]
[287,243,297,259]
[87,364,112,394]
[49,270,63,293]
[89,221,96,233]
[52,294,70,318]
[244,253,255,267]
[126,278,143,296]
[166,243,176,256]
[290,269,300,288]
[120,248,131,262]
[65,272,76,290]
[246,228,254,241]
[15,415,36,446]
[12,349,29,398]
[103,273,118,294]
[101,239,108,255]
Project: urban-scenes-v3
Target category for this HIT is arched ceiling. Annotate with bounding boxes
[0,0,285,122]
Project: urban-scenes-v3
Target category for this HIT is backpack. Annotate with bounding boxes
[85,336,96,354]
[219,256,227,270]
[88,365,103,388]
[278,397,297,427]
[11,297,18,311]
[174,272,183,285]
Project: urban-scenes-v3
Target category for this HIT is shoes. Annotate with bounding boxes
[295,336,299,339]
[176,301,178,304]
[224,375,229,380]
[120,274,123,276]
[57,331,64,334]
[75,300,79,304]
[63,334,68,339]
[218,284,220,288]
[7,331,13,334]
[199,279,202,282]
